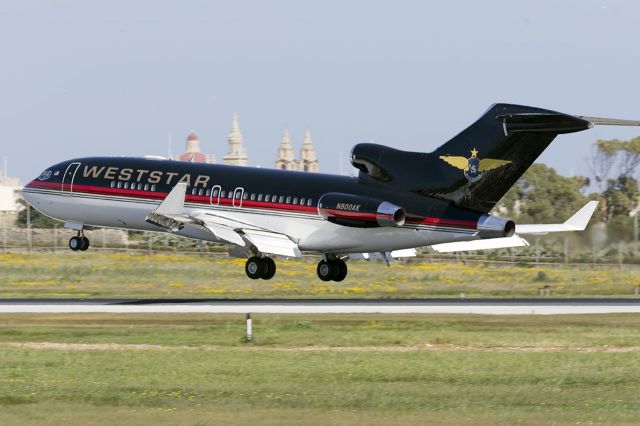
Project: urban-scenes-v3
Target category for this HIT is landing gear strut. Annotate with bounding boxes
[69,231,89,251]
[317,258,348,282]
[245,256,277,280]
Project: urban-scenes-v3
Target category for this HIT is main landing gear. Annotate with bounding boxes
[245,256,276,280]
[317,258,348,282]
[68,232,90,252]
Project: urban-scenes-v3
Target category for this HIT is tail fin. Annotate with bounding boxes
[351,103,638,212]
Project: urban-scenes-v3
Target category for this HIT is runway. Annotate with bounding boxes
[1,298,640,315]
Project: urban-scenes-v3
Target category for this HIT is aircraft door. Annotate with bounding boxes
[61,162,81,193]
[209,185,221,206]
[233,187,244,207]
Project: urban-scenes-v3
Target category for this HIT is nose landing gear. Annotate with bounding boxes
[69,232,90,251]
[245,256,277,280]
[317,258,348,282]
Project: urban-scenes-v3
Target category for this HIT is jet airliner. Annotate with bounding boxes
[23,104,639,281]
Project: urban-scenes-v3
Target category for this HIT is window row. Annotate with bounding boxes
[110,181,156,191]
[107,180,313,207]
[189,187,313,207]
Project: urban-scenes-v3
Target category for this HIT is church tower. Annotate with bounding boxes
[299,129,319,172]
[274,128,298,170]
[178,132,211,163]
[223,114,248,166]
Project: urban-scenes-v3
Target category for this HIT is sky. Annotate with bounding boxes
[1,0,639,184]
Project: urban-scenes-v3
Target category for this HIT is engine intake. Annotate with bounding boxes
[477,214,516,238]
[318,192,406,228]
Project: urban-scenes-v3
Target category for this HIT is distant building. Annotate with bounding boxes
[177,132,214,163]
[275,129,297,170]
[0,163,20,218]
[274,128,319,172]
[299,129,319,172]
[223,114,248,166]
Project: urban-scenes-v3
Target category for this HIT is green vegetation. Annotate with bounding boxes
[1,252,640,298]
[1,313,640,425]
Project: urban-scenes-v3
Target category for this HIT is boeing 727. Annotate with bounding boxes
[22,104,640,281]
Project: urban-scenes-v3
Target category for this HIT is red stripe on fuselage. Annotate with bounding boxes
[24,181,478,229]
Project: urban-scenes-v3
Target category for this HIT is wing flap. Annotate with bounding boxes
[242,229,302,257]
[431,236,529,253]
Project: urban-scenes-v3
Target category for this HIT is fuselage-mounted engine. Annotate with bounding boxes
[317,192,406,228]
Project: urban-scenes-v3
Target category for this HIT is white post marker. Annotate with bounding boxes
[246,313,253,341]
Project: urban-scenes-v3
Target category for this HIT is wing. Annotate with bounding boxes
[439,156,469,171]
[145,183,302,257]
[187,211,302,257]
[516,201,598,235]
[478,158,511,172]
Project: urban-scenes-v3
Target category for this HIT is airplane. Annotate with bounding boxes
[22,103,640,281]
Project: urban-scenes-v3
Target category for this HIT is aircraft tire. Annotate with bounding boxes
[317,260,336,281]
[69,236,82,251]
[79,237,90,251]
[245,257,265,280]
[333,260,348,282]
[262,257,276,280]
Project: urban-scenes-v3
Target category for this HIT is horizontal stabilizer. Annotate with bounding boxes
[578,116,640,127]
[516,201,598,235]
[430,236,529,253]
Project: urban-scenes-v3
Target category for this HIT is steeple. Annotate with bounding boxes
[223,114,248,166]
[274,128,298,170]
[299,129,319,172]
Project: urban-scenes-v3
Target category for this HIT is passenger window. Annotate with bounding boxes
[110,181,115,188]
[213,189,219,197]
[265,195,270,202]
[243,192,249,200]
[144,184,149,191]
[250,193,256,201]
[221,190,226,198]
[206,189,211,196]
[293,197,298,204]
[151,184,156,191]
[235,191,241,200]
[300,198,306,205]
[124,182,129,189]
[307,199,313,206]
[191,188,196,195]
[199,189,204,196]
[279,195,284,203]
[286,196,291,204]
[130,183,136,190]
[258,194,263,201]
[117,182,122,189]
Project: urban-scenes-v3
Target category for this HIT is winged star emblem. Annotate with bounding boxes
[439,148,511,182]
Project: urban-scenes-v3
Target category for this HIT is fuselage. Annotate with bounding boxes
[23,157,484,253]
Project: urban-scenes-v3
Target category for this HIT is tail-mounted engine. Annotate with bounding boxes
[477,214,516,238]
[318,192,406,228]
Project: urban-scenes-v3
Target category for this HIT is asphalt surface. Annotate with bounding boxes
[0,298,640,314]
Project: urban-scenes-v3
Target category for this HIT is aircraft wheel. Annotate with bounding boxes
[69,236,82,251]
[262,257,276,280]
[245,256,265,280]
[333,260,348,282]
[79,237,90,251]
[317,260,337,282]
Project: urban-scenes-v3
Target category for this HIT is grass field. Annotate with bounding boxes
[1,313,640,425]
[1,252,640,298]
